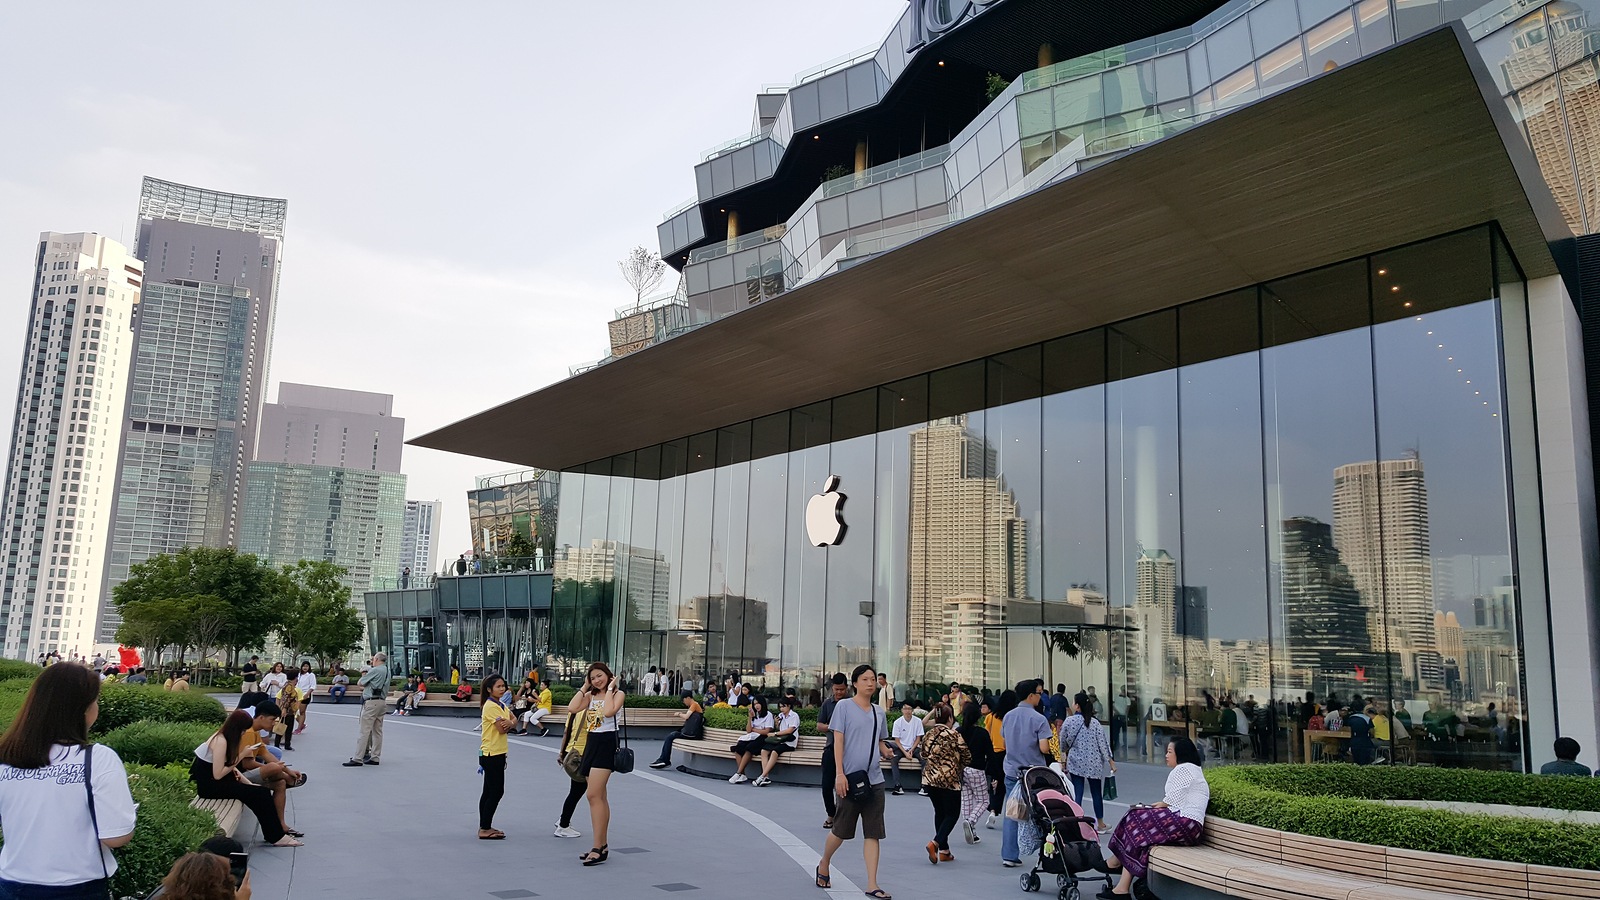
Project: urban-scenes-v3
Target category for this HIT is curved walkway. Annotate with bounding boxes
[241,700,1163,900]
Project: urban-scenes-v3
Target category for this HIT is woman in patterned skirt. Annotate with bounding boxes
[1098,737,1209,899]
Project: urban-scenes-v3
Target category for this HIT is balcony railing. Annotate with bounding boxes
[687,225,787,265]
[700,124,774,162]
[819,146,952,199]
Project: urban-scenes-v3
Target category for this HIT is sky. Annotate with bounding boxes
[0,0,906,570]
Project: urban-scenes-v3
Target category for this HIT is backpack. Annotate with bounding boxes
[681,710,705,740]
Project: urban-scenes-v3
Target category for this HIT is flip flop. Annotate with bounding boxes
[864,890,892,899]
[815,867,831,889]
[478,830,505,840]
[294,773,308,787]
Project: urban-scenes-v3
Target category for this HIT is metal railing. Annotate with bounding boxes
[662,197,697,220]
[687,225,787,265]
[792,43,879,86]
[819,145,952,198]
[700,124,774,162]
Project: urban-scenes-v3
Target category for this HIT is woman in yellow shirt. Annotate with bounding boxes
[982,696,1008,828]
[478,674,514,840]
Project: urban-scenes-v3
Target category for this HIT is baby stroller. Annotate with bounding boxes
[1016,766,1113,900]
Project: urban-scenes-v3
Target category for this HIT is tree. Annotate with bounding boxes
[113,546,285,663]
[502,530,536,560]
[617,245,666,305]
[274,560,363,670]
[115,598,189,666]
[185,595,232,677]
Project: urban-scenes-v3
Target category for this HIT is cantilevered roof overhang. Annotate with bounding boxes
[414,24,1570,472]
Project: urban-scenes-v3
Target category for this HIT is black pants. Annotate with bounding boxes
[655,730,687,765]
[190,758,285,843]
[274,713,294,750]
[820,744,837,818]
[987,750,1006,814]
[479,754,506,829]
[928,786,962,851]
[559,777,587,828]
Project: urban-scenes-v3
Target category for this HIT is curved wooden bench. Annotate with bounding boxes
[189,796,243,837]
[673,726,923,771]
[1148,816,1600,900]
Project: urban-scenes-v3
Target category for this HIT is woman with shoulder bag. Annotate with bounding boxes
[553,697,592,840]
[1061,692,1115,832]
[753,696,800,786]
[564,663,624,867]
[918,704,970,864]
[0,664,139,900]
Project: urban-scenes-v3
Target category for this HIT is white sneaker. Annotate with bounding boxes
[553,826,581,839]
[986,813,998,830]
[754,776,771,787]
[729,773,748,784]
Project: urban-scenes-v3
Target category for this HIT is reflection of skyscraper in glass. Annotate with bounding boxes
[1501,4,1600,231]
[1280,516,1373,679]
[907,417,1029,666]
[1332,454,1437,685]
[556,539,670,625]
[1179,586,1208,641]
[1134,548,1178,698]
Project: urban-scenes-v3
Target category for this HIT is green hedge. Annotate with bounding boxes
[1207,765,1600,870]
[93,684,228,734]
[99,721,217,767]
[0,660,42,682]
[550,683,576,705]
[704,703,882,737]
[111,764,218,899]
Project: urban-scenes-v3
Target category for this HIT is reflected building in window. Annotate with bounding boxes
[1280,516,1373,689]
[1333,455,1439,689]
[467,468,559,566]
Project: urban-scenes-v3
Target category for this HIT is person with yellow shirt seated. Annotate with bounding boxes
[477,674,515,839]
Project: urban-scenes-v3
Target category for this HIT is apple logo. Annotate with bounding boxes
[805,475,847,547]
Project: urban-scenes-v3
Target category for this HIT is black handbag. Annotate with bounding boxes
[612,707,635,774]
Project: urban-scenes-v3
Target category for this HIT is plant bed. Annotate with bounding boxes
[1206,764,1600,870]
[99,720,219,767]
[93,684,228,734]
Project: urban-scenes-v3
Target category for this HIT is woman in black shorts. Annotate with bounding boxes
[565,662,624,867]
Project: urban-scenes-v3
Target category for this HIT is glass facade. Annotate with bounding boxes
[238,462,407,621]
[558,226,1543,770]
[366,572,552,682]
[465,468,560,565]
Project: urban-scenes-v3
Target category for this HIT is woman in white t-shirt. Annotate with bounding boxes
[0,663,138,898]
[753,696,801,786]
[293,664,317,735]
[1102,737,1210,896]
[260,662,288,697]
[727,696,774,784]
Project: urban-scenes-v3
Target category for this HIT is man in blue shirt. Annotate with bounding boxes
[1000,680,1053,866]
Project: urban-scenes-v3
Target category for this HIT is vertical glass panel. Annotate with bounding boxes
[1053,78,1105,128]
[707,423,751,681]
[784,404,831,696]
[1477,13,1554,95]
[1153,52,1189,104]
[824,415,877,704]
[1041,331,1111,745]
[1103,64,1152,117]
[678,434,716,683]
[986,348,1044,696]
[1371,229,1521,770]
[1307,11,1360,74]
[1549,1,1600,67]
[1215,65,1260,106]
[1393,0,1441,40]
[1106,312,1181,758]
[1258,39,1308,91]
[1178,291,1270,759]
[1261,260,1379,763]
[1357,0,1395,51]
[1188,45,1211,97]
[656,440,688,640]
[876,375,928,697]
[1558,60,1600,232]
[1208,17,1255,82]
[551,472,585,680]
[744,421,788,691]
[1251,0,1303,55]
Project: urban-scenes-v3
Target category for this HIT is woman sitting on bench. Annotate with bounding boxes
[1099,737,1209,898]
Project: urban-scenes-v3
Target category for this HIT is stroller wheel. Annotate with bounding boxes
[1020,872,1041,892]
[1059,886,1080,900]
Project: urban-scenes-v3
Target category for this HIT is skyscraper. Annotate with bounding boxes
[238,385,406,621]
[905,416,1028,671]
[1279,516,1373,680]
[401,500,442,580]
[0,234,141,659]
[99,178,286,643]
[1332,453,1438,686]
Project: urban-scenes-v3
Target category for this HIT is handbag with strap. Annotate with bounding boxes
[612,706,635,774]
[559,711,590,782]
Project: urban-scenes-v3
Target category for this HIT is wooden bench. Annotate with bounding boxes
[189,796,243,838]
[1148,816,1600,900]
[673,726,924,771]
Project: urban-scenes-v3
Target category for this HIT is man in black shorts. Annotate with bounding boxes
[816,665,895,900]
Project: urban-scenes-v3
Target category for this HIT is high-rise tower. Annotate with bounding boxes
[1,233,141,659]
[1279,516,1373,680]
[98,178,285,643]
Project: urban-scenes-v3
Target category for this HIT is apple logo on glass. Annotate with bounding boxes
[805,475,847,547]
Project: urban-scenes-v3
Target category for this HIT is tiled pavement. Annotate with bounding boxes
[236,699,1170,900]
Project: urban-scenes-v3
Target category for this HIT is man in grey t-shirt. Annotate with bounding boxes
[817,666,893,899]
[344,653,390,767]
[999,680,1053,866]
[817,673,849,827]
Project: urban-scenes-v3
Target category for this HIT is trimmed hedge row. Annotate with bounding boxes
[0,660,42,682]
[112,764,218,899]
[1207,764,1600,870]
[93,684,228,734]
[704,703,880,738]
[99,721,217,768]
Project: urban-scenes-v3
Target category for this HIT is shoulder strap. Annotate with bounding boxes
[84,745,110,886]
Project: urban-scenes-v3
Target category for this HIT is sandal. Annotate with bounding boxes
[294,773,308,787]
[864,890,892,899]
[478,829,505,840]
[815,867,831,889]
[581,845,608,866]
[285,828,305,838]
[271,837,303,848]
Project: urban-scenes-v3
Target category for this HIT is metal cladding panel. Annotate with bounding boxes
[417,26,1568,472]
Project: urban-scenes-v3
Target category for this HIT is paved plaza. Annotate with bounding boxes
[238,699,1166,900]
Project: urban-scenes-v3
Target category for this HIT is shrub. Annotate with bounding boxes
[0,659,41,682]
[625,695,690,709]
[209,674,243,691]
[93,684,227,734]
[550,683,576,705]
[99,721,217,767]
[1207,765,1600,870]
[703,703,879,737]
[110,764,217,899]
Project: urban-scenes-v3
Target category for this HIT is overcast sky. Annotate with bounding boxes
[0,0,905,570]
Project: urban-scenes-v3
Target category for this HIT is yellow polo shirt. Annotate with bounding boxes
[481,699,514,756]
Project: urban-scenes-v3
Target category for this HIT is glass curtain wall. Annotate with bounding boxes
[556,226,1534,770]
